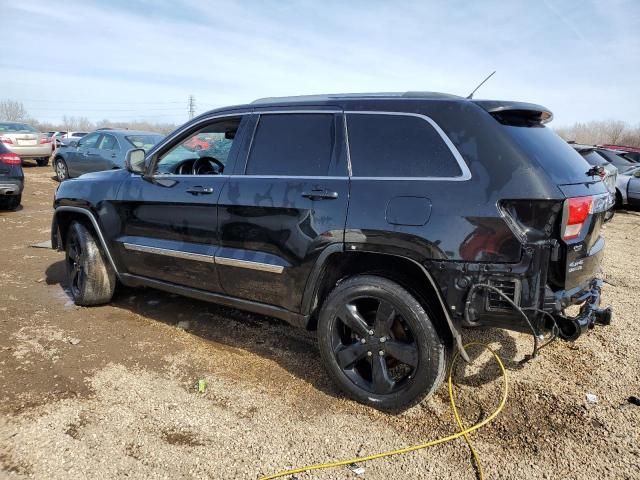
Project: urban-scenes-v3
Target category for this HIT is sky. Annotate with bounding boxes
[2,0,639,127]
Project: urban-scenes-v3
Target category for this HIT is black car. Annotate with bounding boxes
[51,92,612,410]
[0,141,24,210]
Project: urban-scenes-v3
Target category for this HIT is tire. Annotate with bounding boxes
[318,275,446,411]
[55,158,69,181]
[36,157,49,167]
[65,221,116,306]
[0,194,21,211]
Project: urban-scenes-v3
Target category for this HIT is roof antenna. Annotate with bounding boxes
[466,70,496,99]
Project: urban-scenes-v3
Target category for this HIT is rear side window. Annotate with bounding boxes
[346,113,462,178]
[246,113,335,176]
[503,125,591,184]
[98,134,119,151]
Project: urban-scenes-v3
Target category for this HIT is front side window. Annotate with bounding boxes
[155,118,241,175]
[78,133,101,148]
[346,113,462,178]
[245,113,335,176]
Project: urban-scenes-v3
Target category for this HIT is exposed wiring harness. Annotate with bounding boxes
[259,342,507,480]
[464,283,542,358]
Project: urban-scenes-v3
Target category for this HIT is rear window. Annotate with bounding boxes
[0,122,37,133]
[346,113,463,178]
[580,150,608,167]
[504,125,592,185]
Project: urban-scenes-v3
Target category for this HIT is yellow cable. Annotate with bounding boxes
[259,342,507,480]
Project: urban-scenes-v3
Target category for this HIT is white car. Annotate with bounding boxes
[52,131,89,149]
[0,121,51,166]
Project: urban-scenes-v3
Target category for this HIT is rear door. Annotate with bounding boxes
[69,132,102,177]
[217,110,349,312]
[89,133,120,173]
[112,114,248,293]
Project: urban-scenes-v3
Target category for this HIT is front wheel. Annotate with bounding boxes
[65,221,116,306]
[318,275,446,411]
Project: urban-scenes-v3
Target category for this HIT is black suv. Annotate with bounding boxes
[51,92,611,410]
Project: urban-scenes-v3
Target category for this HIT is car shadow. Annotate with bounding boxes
[44,259,534,400]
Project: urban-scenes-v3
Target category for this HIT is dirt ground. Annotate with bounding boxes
[0,165,639,480]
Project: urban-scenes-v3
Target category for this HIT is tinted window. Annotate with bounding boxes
[504,125,592,184]
[78,133,101,148]
[581,150,608,166]
[126,134,162,151]
[0,122,37,133]
[98,134,119,151]
[347,114,462,177]
[246,113,335,176]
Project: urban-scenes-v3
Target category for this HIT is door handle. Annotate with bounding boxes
[111,153,117,158]
[301,189,339,200]
[186,186,214,195]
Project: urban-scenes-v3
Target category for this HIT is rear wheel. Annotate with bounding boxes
[55,158,69,181]
[36,157,49,167]
[318,275,446,411]
[65,221,116,306]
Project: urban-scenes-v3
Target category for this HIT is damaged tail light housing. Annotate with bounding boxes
[40,137,52,144]
[0,136,13,144]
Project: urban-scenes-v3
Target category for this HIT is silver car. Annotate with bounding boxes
[0,122,51,166]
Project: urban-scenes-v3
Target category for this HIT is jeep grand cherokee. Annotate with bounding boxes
[51,92,612,410]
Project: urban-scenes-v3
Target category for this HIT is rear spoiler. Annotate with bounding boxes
[472,100,553,126]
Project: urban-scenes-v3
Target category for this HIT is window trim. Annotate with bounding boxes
[242,110,342,177]
[344,110,472,181]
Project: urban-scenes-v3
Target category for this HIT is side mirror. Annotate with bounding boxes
[69,141,78,148]
[125,148,147,174]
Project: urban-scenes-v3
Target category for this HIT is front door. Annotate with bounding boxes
[218,111,350,312]
[113,114,248,293]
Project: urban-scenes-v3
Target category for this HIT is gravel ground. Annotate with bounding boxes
[0,166,639,479]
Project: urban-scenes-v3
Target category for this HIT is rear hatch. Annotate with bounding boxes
[476,101,609,291]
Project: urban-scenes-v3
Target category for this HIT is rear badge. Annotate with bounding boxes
[569,259,584,273]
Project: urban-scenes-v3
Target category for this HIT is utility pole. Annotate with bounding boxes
[188,94,196,120]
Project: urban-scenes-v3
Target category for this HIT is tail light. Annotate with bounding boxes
[0,152,22,165]
[562,196,593,240]
[0,136,13,144]
[40,137,52,144]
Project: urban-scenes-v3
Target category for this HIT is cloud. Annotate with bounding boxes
[1,0,638,125]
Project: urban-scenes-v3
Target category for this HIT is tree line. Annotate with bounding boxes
[554,120,640,148]
[0,99,177,135]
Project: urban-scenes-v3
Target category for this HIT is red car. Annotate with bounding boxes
[182,135,209,151]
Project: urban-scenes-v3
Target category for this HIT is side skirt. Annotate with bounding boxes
[120,273,308,329]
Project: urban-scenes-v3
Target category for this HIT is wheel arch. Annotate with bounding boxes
[303,249,468,359]
[52,206,120,277]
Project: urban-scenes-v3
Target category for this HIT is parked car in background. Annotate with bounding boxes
[570,144,640,208]
[0,122,51,166]
[182,134,210,151]
[0,141,24,210]
[52,129,163,181]
[51,92,612,410]
[571,144,617,217]
[53,131,89,149]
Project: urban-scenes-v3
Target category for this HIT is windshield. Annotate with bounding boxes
[126,134,163,151]
[504,124,592,185]
[0,122,37,133]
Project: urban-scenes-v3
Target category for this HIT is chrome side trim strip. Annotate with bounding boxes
[344,110,472,181]
[215,256,284,274]
[53,206,120,276]
[123,242,215,263]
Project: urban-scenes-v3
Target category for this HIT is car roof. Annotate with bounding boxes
[197,92,552,121]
